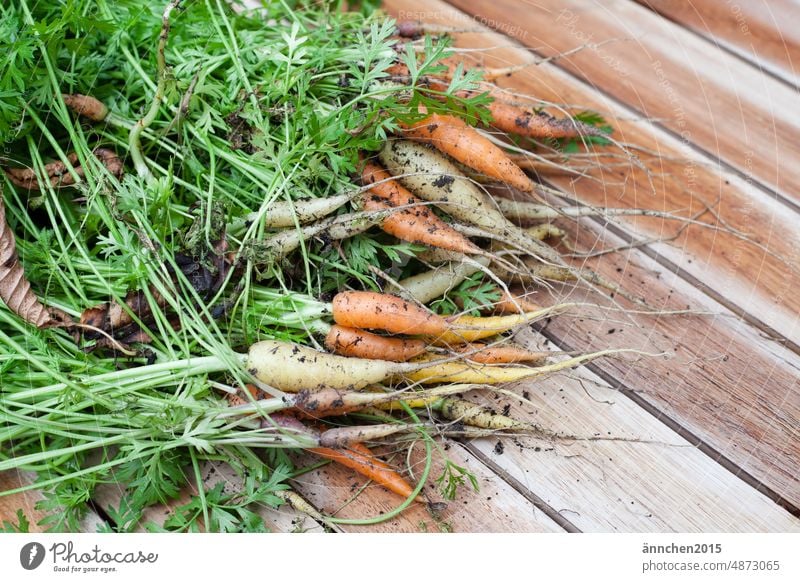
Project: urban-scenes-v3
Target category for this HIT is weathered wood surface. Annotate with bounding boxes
[636,0,800,87]
[445,0,800,212]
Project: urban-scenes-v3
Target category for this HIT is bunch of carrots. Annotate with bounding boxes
[0,4,663,524]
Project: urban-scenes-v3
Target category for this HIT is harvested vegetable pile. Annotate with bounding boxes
[0,0,693,532]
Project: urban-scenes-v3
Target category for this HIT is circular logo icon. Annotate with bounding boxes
[20,542,46,570]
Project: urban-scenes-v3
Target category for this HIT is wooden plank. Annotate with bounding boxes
[443,0,800,209]
[636,0,800,87]
[0,470,106,532]
[290,442,564,532]
[384,0,800,510]
[462,331,800,532]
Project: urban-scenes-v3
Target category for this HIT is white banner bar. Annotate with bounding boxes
[0,533,797,581]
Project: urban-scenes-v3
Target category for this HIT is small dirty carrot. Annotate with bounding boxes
[4,148,122,190]
[324,324,427,362]
[439,397,527,430]
[392,255,491,304]
[309,442,423,502]
[62,94,109,122]
[491,289,541,314]
[451,343,550,365]
[360,160,481,254]
[400,112,533,193]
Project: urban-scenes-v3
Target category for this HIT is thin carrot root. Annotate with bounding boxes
[274,489,336,530]
[434,303,574,344]
[4,148,122,190]
[325,324,427,362]
[400,112,533,193]
[360,160,481,254]
[62,94,109,122]
[318,423,417,448]
[309,442,424,503]
[450,343,550,364]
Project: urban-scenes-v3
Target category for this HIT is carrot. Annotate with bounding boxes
[250,193,356,229]
[405,348,628,385]
[378,140,562,264]
[4,148,122,190]
[451,343,550,365]
[386,63,600,140]
[491,289,541,314]
[309,442,423,502]
[400,112,533,193]
[392,255,491,304]
[431,303,574,345]
[62,94,109,122]
[324,324,427,362]
[246,339,412,392]
[360,160,481,254]
[246,339,579,392]
[487,100,600,140]
[331,290,449,336]
[439,397,527,430]
[245,209,389,266]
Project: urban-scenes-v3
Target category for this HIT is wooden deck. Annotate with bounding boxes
[2,0,799,532]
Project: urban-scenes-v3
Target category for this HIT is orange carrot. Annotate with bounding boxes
[487,100,597,140]
[386,63,599,140]
[453,343,549,364]
[361,160,481,254]
[325,324,427,362]
[401,112,533,193]
[331,291,449,336]
[492,289,542,314]
[309,442,423,502]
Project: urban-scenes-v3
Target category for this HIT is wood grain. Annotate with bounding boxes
[461,332,800,532]
[636,0,800,86]
[444,0,800,210]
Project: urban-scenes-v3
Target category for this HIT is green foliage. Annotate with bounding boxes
[436,460,479,501]
[431,272,502,315]
[0,509,31,533]
[0,0,486,531]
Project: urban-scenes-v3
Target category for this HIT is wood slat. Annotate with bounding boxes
[443,0,800,211]
[0,470,106,532]
[385,0,800,507]
[636,0,800,87]
[461,331,800,532]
